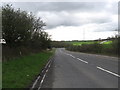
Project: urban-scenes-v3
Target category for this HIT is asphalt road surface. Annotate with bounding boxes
[40,48,119,88]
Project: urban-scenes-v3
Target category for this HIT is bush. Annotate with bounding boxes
[67,43,102,53]
[2,4,51,60]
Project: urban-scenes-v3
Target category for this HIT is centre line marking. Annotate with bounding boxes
[77,58,88,64]
[70,55,75,58]
[97,66,120,78]
[66,53,71,56]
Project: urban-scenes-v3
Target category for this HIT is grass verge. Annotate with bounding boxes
[2,49,55,88]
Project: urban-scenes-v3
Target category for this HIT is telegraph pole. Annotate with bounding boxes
[83,28,85,41]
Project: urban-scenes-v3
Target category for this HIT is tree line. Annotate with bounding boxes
[2,4,51,60]
[66,36,119,57]
[51,35,119,57]
[2,4,51,49]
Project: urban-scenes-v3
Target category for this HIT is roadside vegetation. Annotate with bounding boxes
[66,40,98,46]
[3,50,54,88]
[52,36,119,57]
[2,4,54,88]
[2,4,51,61]
[66,36,119,57]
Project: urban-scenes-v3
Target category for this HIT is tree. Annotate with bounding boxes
[2,4,51,50]
[2,4,33,47]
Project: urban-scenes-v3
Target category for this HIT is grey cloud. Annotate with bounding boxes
[12,2,107,13]
[37,10,113,29]
[93,22,118,32]
[8,2,117,30]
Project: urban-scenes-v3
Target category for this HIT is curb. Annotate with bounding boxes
[30,53,55,89]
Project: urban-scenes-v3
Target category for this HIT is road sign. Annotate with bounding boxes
[0,39,6,44]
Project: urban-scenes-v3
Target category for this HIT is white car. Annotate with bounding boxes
[0,39,6,44]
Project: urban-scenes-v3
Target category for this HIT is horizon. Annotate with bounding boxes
[2,1,118,41]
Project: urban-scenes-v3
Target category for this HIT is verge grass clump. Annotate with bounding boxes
[2,50,55,88]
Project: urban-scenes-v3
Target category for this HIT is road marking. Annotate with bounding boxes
[65,52,119,78]
[45,60,50,69]
[38,73,47,90]
[31,75,41,89]
[69,55,75,58]
[42,74,46,83]
[46,69,48,73]
[97,66,120,78]
[38,61,52,90]
[65,53,88,63]
[77,58,88,64]
[66,53,71,56]
[48,64,51,68]
[65,53,76,59]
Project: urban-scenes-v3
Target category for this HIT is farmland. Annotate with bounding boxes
[64,39,118,57]
[66,41,96,46]
[65,40,112,46]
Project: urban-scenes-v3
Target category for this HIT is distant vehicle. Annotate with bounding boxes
[0,39,6,44]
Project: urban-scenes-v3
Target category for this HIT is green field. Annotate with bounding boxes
[2,50,55,88]
[66,40,112,46]
[102,41,112,44]
[66,40,113,50]
[65,40,118,57]
[66,41,99,46]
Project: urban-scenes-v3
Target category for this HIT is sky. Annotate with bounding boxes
[2,0,119,41]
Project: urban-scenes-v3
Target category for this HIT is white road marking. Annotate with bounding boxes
[69,55,75,58]
[31,54,53,89]
[31,76,41,88]
[48,64,51,68]
[97,66,120,78]
[38,61,52,90]
[66,53,71,56]
[38,73,47,90]
[77,58,88,64]
[65,53,88,63]
[41,79,44,84]
[45,61,50,69]
[46,69,48,73]
[65,52,119,78]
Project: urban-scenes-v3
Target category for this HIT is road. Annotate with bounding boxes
[40,48,119,88]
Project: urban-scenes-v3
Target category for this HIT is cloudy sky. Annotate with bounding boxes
[3,0,119,41]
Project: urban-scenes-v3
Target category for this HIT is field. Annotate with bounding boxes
[65,40,118,57]
[66,40,112,46]
[102,41,112,44]
[66,41,96,46]
[68,40,113,50]
[2,50,55,88]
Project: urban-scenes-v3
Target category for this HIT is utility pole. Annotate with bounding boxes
[83,28,85,41]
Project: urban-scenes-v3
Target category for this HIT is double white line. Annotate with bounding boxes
[31,59,52,90]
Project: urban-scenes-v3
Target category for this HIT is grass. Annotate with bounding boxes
[2,49,55,88]
[102,44,113,49]
[101,41,113,49]
[66,41,99,46]
[66,40,112,46]
[74,40,114,50]
[66,40,118,57]
[102,41,112,44]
